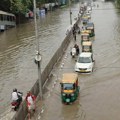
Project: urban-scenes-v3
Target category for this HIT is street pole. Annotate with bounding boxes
[69,0,72,25]
[33,0,43,100]
[79,0,80,11]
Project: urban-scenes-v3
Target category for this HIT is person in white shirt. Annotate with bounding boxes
[26,91,36,119]
[71,47,76,57]
[12,91,19,101]
[27,95,34,110]
[11,88,22,105]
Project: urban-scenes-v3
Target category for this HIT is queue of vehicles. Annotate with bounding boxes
[75,5,95,73]
[60,3,95,104]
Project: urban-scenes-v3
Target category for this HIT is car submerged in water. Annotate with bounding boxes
[75,52,95,73]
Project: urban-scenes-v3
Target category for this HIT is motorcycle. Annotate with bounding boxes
[71,47,76,58]
[11,92,23,111]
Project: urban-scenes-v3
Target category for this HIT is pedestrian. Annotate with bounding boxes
[74,44,80,55]
[26,91,36,120]
[73,33,76,41]
[78,28,80,34]
[77,25,80,34]
[72,27,75,36]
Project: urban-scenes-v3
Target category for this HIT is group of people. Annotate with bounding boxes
[11,89,36,119]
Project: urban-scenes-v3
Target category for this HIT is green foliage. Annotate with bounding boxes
[0,0,11,11]
[0,0,58,14]
[10,0,24,13]
[115,0,120,8]
[0,0,33,14]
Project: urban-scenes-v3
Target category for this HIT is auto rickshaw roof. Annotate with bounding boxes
[82,41,92,46]
[81,30,91,34]
[81,33,89,36]
[82,16,89,19]
[61,73,78,84]
[83,14,89,17]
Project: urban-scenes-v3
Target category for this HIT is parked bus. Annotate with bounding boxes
[0,10,16,31]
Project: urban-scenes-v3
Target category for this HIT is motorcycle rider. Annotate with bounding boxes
[71,47,76,57]
[11,88,22,107]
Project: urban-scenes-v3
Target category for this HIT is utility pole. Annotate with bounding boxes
[33,0,43,100]
[79,0,81,11]
[69,0,72,25]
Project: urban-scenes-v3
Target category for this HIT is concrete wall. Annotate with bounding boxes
[11,18,80,120]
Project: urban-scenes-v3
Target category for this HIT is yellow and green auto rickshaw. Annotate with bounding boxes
[82,41,92,52]
[60,73,79,104]
[81,32,90,44]
[86,22,95,37]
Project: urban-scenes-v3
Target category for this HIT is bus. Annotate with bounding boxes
[0,10,16,31]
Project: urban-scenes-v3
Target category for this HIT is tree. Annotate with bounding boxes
[0,0,11,12]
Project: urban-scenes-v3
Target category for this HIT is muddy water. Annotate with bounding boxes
[34,1,120,120]
[81,1,120,120]
[0,3,80,115]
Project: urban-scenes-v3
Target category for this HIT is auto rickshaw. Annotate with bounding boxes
[60,73,79,104]
[86,22,95,37]
[82,41,92,52]
[81,29,91,37]
[81,32,90,44]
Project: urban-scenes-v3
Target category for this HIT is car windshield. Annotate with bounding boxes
[78,57,91,63]
[63,83,74,90]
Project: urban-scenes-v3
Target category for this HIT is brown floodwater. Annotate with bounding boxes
[0,2,80,116]
[30,1,120,120]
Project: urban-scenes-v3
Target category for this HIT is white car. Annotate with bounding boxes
[75,52,95,73]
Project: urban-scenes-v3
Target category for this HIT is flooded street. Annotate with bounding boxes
[0,3,79,115]
[81,1,120,120]
[30,1,120,120]
[1,0,120,119]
